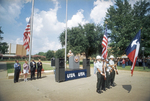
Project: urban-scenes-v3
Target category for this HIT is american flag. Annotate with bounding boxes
[23,18,31,51]
[102,24,108,59]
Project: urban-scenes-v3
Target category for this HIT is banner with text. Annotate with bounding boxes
[65,69,87,81]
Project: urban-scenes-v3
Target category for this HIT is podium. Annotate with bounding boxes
[69,56,80,70]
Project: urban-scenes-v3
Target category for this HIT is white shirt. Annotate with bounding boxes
[106,63,111,72]
[109,60,114,68]
[68,53,74,57]
[32,62,35,67]
[95,61,102,73]
[109,60,118,70]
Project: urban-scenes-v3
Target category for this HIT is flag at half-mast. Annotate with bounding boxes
[23,18,31,51]
[125,30,141,75]
[102,24,108,59]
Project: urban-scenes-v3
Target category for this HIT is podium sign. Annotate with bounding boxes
[65,69,87,81]
[69,56,80,70]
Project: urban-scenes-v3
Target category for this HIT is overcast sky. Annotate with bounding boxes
[0,0,139,55]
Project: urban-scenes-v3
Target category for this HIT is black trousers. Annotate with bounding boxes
[106,71,110,88]
[148,63,150,68]
[37,69,41,78]
[97,72,103,90]
[111,70,115,85]
[31,68,35,79]
[14,69,20,83]
[102,75,106,90]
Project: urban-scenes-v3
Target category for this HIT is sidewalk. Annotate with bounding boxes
[0,62,7,79]
[0,62,150,101]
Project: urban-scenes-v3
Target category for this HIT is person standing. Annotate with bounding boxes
[147,56,150,68]
[139,58,142,66]
[122,58,125,68]
[93,59,97,75]
[14,60,21,83]
[136,57,139,66]
[117,58,120,66]
[129,59,132,66]
[125,58,129,66]
[23,60,29,82]
[67,50,74,64]
[30,59,36,80]
[95,55,105,94]
[67,50,74,58]
[109,55,116,86]
[37,59,42,79]
[101,58,106,91]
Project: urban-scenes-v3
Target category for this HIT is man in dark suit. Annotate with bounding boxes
[37,59,42,78]
[30,59,36,80]
[14,60,21,83]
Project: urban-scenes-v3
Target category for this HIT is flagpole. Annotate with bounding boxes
[65,0,68,69]
[29,0,34,66]
[105,21,108,59]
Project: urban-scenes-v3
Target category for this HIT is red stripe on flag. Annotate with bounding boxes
[128,49,136,62]
[102,36,108,59]
[23,20,30,51]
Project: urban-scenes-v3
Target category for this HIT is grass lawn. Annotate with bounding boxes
[42,61,51,63]
[6,61,150,73]
[42,64,54,70]
[7,61,53,74]
[117,66,150,72]
[90,63,150,72]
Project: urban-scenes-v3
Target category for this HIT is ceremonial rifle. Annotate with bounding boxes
[109,62,119,75]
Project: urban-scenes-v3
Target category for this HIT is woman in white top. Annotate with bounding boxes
[23,60,29,82]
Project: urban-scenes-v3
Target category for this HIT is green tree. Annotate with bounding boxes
[46,50,54,60]
[59,23,104,58]
[55,48,65,58]
[0,27,8,54]
[104,0,150,57]
[36,52,46,56]
[0,42,8,54]
[0,27,3,41]
[132,0,150,56]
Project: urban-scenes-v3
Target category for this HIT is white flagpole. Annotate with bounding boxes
[65,0,68,69]
[29,0,34,66]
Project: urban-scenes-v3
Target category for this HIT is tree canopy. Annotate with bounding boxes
[55,48,65,58]
[0,27,8,54]
[0,27,3,41]
[59,23,104,58]
[105,0,150,57]
[46,50,55,60]
[36,52,46,56]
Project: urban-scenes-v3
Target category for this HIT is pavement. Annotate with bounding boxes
[0,62,150,101]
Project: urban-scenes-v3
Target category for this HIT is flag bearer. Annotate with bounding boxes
[109,55,116,86]
[95,55,105,93]
[101,58,106,91]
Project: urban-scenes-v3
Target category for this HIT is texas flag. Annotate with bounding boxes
[125,30,141,76]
